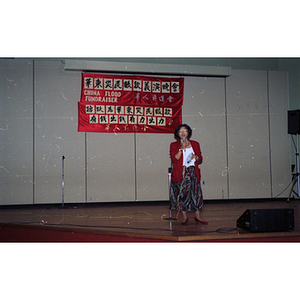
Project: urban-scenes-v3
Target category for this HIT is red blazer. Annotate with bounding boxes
[170,139,203,183]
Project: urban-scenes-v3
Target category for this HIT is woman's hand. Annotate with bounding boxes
[191,153,198,161]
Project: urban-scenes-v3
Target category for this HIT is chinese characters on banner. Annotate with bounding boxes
[78,73,184,134]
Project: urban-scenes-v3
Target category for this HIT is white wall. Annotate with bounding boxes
[0,59,33,204]
[226,70,290,199]
[0,59,290,205]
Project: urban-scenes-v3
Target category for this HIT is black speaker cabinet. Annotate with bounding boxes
[236,209,294,232]
[288,110,300,135]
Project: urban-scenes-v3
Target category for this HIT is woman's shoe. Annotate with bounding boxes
[195,217,208,224]
[180,218,189,225]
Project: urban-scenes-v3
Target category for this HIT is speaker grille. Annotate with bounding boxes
[288,110,300,135]
[237,209,294,232]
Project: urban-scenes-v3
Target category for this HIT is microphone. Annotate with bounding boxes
[183,137,186,142]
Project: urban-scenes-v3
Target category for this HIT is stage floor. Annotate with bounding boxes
[1,199,300,242]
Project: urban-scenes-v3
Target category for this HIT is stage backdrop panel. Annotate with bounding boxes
[87,132,136,202]
[136,133,174,201]
[34,60,85,204]
[268,71,290,198]
[0,59,34,205]
[226,69,271,199]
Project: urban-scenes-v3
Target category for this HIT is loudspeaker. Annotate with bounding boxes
[236,209,294,232]
[288,110,300,135]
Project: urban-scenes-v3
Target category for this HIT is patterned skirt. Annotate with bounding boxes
[170,166,203,211]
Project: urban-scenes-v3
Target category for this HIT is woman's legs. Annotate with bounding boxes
[181,210,188,222]
[182,210,203,221]
[195,210,208,224]
[195,210,201,221]
[181,210,208,224]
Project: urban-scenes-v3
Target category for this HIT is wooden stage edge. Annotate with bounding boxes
[1,198,300,242]
[1,222,300,242]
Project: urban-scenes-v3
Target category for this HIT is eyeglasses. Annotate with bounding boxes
[179,129,187,133]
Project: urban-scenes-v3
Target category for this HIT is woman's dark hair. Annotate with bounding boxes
[174,124,192,140]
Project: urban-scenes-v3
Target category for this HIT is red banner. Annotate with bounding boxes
[78,73,184,134]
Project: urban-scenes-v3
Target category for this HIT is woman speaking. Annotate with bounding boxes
[169,124,208,225]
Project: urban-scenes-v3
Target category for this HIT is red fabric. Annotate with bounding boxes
[170,140,203,183]
[78,73,184,134]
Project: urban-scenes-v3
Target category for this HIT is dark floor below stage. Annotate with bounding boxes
[1,199,300,242]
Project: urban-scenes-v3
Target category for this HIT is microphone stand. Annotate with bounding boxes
[62,155,65,207]
[164,161,177,221]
